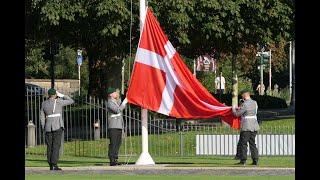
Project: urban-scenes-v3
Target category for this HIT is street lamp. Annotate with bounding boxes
[284,41,294,104]
[256,45,271,96]
[76,49,83,96]
[259,45,265,95]
[289,41,295,112]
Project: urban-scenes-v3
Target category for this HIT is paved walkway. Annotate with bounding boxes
[26,165,295,176]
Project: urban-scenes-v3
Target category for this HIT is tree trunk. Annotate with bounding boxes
[232,53,238,108]
[50,53,55,88]
[88,48,98,96]
[87,49,110,97]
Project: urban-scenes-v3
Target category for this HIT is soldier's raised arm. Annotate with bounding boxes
[56,91,74,106]
[107,98,127,114]
[119,98,127,111]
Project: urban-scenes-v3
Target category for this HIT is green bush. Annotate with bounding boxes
[277,87,291,104]
[211,93,287,109]
[252,95,288,109]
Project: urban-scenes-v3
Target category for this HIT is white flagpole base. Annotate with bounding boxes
[135,152,155,165]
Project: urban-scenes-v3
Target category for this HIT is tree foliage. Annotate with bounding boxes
[26,0,294,97]
[27,0,133,96]
[150,0,294,56]
[25,40,50,78]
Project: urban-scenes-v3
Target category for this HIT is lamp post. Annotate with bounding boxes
[289,41,295,112]
[76,49,83,96]
[269,49,272,94]
[256,46,271,96]
[289,41,292,102]
[259,46,265,95]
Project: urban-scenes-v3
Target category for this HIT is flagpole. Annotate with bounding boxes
[269,49,272,94]
[193,58,196,77]
[135,0,155,165]
[78,65,81,96]
[289,41,292,100]
[121,58,125,95]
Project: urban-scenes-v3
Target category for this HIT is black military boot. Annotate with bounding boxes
[114,159,122,166]
[49,163,53,170]
[109,158,117,166]
[51,164,62,170]
[234,160,246,166]
[251,160,258,166]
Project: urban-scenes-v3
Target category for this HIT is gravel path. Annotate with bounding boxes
[26,165,295,176]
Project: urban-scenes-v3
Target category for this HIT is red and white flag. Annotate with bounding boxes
[127,8,240,129]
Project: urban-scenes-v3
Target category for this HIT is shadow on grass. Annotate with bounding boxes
[28,156,288,167]
[26,159,107,165]
[124,162,194,165]
[93,163,106,166]
[26,155,108,160]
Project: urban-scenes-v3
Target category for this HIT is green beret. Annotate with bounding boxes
[107,87,116,95]
[48,88,56,95]
[240,89,251,95]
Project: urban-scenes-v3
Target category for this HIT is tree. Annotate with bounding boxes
[26,0,135,96]
[149,0,294,106]
[237,39,290,91]
[26,0,294,100]
[25,39,90,92]
[25,40,50,79]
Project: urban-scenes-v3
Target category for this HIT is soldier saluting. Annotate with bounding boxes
[40,88,74,170]
[233,89,259,166]
[106,87,128,166]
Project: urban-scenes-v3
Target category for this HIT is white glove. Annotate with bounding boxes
[56,91,64,98]
[122,98,128,105]
[94,122,99,128]
[232,106,237,113]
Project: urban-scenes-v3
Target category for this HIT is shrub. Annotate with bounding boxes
[211,93,287,109]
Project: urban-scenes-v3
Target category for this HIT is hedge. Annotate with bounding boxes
[211,93,288,109]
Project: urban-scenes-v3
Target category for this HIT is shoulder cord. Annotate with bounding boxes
[53,99,57,114]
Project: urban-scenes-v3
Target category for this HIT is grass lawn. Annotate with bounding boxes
[26,118,294,167]
[26,118,295,157]
[261,118,294,127]
[25,174,295,180]
[25,155,294,167]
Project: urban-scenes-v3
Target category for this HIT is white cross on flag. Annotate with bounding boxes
[127,8,240,129]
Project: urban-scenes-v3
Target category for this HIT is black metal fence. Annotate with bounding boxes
[25,86,295,158]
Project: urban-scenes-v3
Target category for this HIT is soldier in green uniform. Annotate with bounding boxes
[40,88,74,170]
[233,89,259,166]
[106,87,128,166]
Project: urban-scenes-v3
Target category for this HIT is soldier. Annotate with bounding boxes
[233,89,259,166]
[273,84,279,96]
[40,88,74,170]
[106,87,128,166]
[234,99,244,160]
[215,72,226,94]
[256,83,265,95]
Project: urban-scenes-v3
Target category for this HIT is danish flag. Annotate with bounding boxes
[127,8,240,129]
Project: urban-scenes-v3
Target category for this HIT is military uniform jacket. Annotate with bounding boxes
[234,99,260,132]
[106,98,126,129]
[40,95,74,132]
